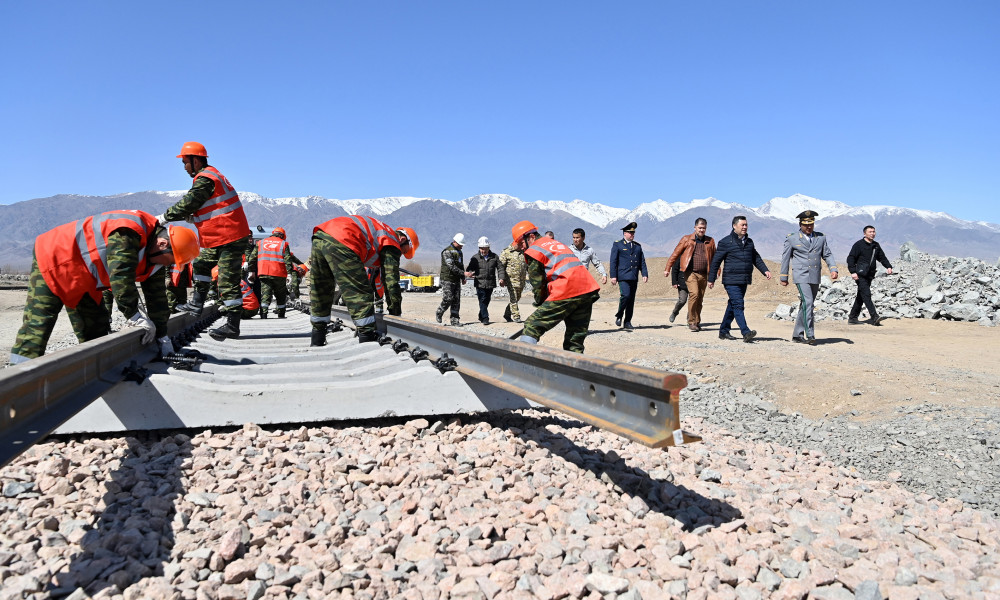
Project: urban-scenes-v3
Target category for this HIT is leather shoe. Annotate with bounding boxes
[871,316,887,326]
[719,332,738,340]
[807,337,818,345]
[743,330,757,343]
[615,317,622,327]
[623,321,633,330]
[669,312,677,323]
[792,335,809,344]
[689,324,699,332]
[848,318,861,325]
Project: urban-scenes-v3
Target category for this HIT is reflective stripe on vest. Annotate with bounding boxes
[524,238,599,302]
[257,237,289,277]
[192,167,242,223]
[348,216,397,269]
[74,212,151,288]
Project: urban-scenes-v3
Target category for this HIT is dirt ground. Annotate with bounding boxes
[2,257,998,422]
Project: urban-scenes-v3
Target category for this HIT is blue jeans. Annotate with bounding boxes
[720,284,750,336]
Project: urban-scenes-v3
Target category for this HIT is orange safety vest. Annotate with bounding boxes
[256,236,289,277]
[524,238,600,302]
[35,210,162,309]
[240,279,260,310]
[313,216,402,270]
[169,262,193,287]
[190,166,251,248]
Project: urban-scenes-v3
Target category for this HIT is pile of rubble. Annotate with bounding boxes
[769,242,1000,327]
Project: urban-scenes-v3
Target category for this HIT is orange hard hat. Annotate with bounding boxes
[168,225,201,265]
[511,220,539,244]
[272,227,286,238]
[396,227,419,260]
[177,141,208,158]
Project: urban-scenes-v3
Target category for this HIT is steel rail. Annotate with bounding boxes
[0,307,220,469]
[325,305,701,449]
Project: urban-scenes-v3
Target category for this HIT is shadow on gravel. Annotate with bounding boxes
[491,411,742,532]
[811,337,854,346]
[50,434,190,596]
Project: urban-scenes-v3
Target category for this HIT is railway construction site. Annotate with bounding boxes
[1,262,999,600]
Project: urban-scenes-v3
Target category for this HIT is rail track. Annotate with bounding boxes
[0,302,698,469]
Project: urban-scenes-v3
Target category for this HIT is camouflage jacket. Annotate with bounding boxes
[439,244,465,283]
[164,168,216,221]
[108,230,170,337]
[498,243,527,287]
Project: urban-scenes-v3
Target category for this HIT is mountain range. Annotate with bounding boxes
[1,192,998,271]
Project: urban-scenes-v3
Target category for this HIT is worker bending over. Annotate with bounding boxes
[309,216,418,346]
[9,212,199,364]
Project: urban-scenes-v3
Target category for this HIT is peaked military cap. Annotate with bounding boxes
[621,221,638,232]
[796,210,818,224]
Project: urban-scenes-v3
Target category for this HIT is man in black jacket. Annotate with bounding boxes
[708,216,772,343]
[846,225,894,325]
[466,236,502,324]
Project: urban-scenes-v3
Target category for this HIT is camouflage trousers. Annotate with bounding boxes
[522,290,600,354]
[11,254,111,361]
[310,235,378,336]
[289,272,301,300]
[436,281,462,324]
[166,286,188,312]
[191,237,250,314]
[258,275,287,316]
[502,282,524,321]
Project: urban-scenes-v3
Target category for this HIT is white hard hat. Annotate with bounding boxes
[453,233,465,245]
[478,236,490,248]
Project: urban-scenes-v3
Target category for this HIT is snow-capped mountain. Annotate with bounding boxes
[1,191,997,268]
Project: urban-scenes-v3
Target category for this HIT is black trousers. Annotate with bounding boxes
[849,275,878,320]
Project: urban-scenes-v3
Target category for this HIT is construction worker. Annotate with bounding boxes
[166,261,194,313]
[238,278,260,319]
[436,233,466,326]
[289,262,308,300]
[309,216,419,346]
[157,141,252,341]
[247,227,295,318]
[9,213,199,364]
[499,240,527,323]
[512,221,600,353]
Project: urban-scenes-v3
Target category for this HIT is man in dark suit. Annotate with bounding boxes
[708,215,772,343]
[609,221,648,329]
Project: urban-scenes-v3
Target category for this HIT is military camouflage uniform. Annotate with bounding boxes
[164,169,249,314]
[11,230,169,361]
[309,231,401,338]
[165,266,190,312]
[436,244,465,325]
[288,254,306,300]
[498,243,526,322]
[247,240,295,317]
[521,257,600,354]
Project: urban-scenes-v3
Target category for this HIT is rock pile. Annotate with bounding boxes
[769,242,1000,327]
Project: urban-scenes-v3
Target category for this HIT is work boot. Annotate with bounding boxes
[260,312,268,319]
[209,312,241,340]
[310,328,327,347]
[277,309,285,319]
[435,309,443,323]
[357,330,378,344]
[177,289,206,316]
[450,319,462,327]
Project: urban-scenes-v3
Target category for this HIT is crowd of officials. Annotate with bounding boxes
[7,141,893,364]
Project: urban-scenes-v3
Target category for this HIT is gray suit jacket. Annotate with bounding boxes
[780,230,838,285]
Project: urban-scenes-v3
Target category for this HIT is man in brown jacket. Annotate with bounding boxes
[664,217,716,331]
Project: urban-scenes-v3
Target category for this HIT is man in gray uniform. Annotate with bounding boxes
[780,210,839,345]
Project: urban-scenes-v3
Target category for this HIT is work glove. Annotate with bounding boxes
[158,336,175,357]
[247,273,256,283]
[154,214,167,225]
[126,310,157,345]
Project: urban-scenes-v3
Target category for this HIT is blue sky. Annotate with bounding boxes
[2,1,998,223]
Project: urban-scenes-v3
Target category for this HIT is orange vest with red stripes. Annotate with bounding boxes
[190,166,251,248]
[240,280,260,310]
[256,236,289,277]
[35,210,162,308]
[169,263,193,287]
[524,238,600,302]
[314,216,402,270]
